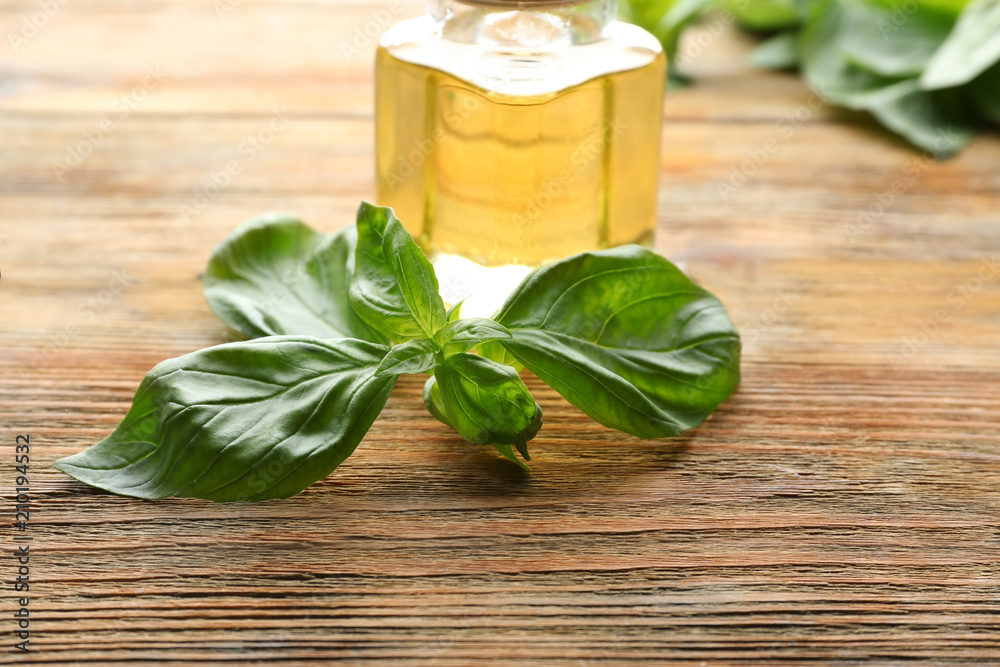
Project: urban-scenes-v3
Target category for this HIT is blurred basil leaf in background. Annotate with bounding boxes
[719,0,799,30]
[921,0,1000,89]
[618,0,997,155]
[619,0,713,85]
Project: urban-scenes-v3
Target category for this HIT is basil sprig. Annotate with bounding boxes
[54,203,740,501]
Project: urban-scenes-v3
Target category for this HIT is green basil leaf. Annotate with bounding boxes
[800,1,893,102]
[433,318,512,358]
[720,0,799,31]
[971,62,1000,125]
[204,215,385,343]
[839,0,955,79]
[858,80,975,157]
[492,245,740,440]
[422,376,451,426]
[800,0,975,156]
[922,0,1000,90]
[375,338,439,376]
[619,0,711,86]
[477,338,525,372]
[749,31,800,70]
[800,0,931,97]
[350,202,447,343]
[434,353,542,467]
[53,337,397,502]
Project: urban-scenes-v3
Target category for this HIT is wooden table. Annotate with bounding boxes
[3,1,999,664]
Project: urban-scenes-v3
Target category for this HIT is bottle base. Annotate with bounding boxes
[433,253,534,319]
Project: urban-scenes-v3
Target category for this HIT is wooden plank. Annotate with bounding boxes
[2,0,1000,664]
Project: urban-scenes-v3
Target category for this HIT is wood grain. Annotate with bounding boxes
[2,1,1000,664]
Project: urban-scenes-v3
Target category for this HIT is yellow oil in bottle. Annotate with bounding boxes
[375,13,664,314]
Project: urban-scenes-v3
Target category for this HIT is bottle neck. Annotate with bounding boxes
[428,0,617,47]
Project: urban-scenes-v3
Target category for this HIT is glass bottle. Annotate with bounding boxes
[375,0,664,316]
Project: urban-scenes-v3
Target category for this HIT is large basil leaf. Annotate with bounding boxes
[204,215,385,343]
[53,337,397,502]
[492,246,740,440]
[349,202,447,343]
[922,0,1000,90]
[432,353,542,467]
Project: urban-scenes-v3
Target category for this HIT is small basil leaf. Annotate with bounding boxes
[493,444,532,470]
[204,215,385,343]
[922,0,1000,90]
[350,202,447,343]
[493,245,740,440]
[446,299,465,323]
[422,376,451,426]
[53,337,397,502]
[433,318,512,358]
[375,338,439,376]
[434,353,542,466]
